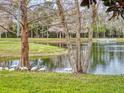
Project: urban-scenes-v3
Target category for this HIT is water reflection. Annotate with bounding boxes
[0,55,72,73]
[89,42,124,75]
[1,42,124,75]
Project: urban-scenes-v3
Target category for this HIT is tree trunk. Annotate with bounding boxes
[20,0,30,68]
[5,32,8,38]
[56,0,76,72]
[31,30,33,38]
[0,32,1,38]
[83,4,97,73]
[75,0,82,73]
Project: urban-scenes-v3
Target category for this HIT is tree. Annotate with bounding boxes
[0,1,13,38]
[75,0,82,73]
[20,0,29,68]
[56,0,77,73]
[80,0,97,73]
[0,0,55,69]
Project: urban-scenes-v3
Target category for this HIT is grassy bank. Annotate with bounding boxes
[0,38,123,60]
[0,38,66,44]
[0,38,123,44]
[0,39,66,60]
[0,71,124,93]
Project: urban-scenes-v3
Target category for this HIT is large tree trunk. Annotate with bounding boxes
[20,0,30,68]
[83,4,97,73]
[56,0,76,72]
[75,0,82,73]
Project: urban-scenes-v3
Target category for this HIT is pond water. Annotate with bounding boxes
[1,42,124,75]
[90,42,124,75]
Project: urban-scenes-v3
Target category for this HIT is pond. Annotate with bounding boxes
[90,42,124,75]
[1,42,124,75]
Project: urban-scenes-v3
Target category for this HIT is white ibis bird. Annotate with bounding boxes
[9,68,15,72]
[19,67,28,71]
[38,66,47,72]
[64,68,72,72]
[4,67,9,70]
[31,66,39,71]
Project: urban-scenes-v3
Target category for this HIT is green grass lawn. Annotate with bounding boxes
[0,39,66,59]
[0,71,124,93]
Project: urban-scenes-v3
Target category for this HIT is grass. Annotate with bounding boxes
[0,39,67,59]
[0,38,66,44]
[116,38,124,42]
[0,38,122,43]
[0,71,124,93]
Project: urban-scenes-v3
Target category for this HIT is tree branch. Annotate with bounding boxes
[0,25,16,34]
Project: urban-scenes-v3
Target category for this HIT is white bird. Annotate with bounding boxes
[11,65,18,68]
[19,67,28,71]
[64,68,72,72]
[23,67,28,70]
[4,67,9,70]
[31,66,38,71]
[0,67,3,71]
[9,68,15,72]
[38,66,47,72]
